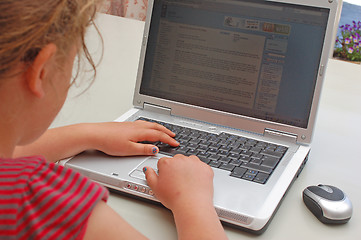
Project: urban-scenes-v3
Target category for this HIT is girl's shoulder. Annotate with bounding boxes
[0,155,46,169]
[0,156,109,239]
[0,155,47,183]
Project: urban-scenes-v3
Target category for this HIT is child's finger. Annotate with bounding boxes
[136,129,179,147]
[143,166,158,192]
[135,120,176,137]
[127,143,159,156]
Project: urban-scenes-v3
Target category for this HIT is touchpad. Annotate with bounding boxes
[129,156,159,181]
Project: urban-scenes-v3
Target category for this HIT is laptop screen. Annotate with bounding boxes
[139,0,329,128]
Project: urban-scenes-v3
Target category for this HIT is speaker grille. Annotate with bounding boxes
[216,208,252,225]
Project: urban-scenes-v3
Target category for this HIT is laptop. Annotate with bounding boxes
[65,0,341,234]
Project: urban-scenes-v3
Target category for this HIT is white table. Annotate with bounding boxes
[54,14,361,239]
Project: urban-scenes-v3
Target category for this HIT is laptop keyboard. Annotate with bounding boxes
[138,117,288,184]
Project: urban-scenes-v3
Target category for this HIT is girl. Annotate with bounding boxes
[0,0,228,239]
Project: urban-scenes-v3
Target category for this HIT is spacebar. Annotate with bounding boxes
[241,162,273,174]
[159,147,188,156]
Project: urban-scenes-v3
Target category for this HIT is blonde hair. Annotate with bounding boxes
[0,0,101,80]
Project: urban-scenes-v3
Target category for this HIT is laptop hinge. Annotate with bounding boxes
[264,129,297,143]
[143,103,172,116]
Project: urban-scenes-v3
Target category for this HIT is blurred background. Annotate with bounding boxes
[99,0,361,62]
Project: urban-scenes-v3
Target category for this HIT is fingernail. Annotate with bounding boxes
[143,167,147,173]
[152,147,158,154]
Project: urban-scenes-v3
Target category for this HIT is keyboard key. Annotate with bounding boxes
[219,145,232,152]
[209,154,220,161]
[262,156,280,168]
[177,139,188,145]
[218,139,230,146]
[241,162,273,174]
[180,136,191,141]
[261,149,283,158]
[219,156,230,163]
[245,140,257,147]
[207,147,218,154]
[229,142,241,149]
[254,172,269,184]
[262,154,280,161]
[230,148,242,155]
[136,117,288,185]
[197,145,208,151]
[198,134,208,141]
[250,158,262,165]
[239,145,250,151]
[189,138,201,144]
[217,150,228,157]
[219,163,235,171]
[209,161,221,168]
[246,169,258,175]
[237,137,247,144]
[209,142,221,149]
[198,156,210,164]
[239,155,251,162]
[197,152,209,158]
[230,167,247,178]
[228,152,239,160]
[242,174,255,181]
[256,142,268,148]
[199,140,210,147]
[176,146,189,154]
[250,147,262,153]
[159,146,179,156]
[187,143,198,149]
[229,159,242,166]
[189,132,200,138]
[251,153,263,159]
[241,150,252,157]
[218,132,230,140]
[187,149,199,155]
[180,128,192,134]
[208,136,219,143]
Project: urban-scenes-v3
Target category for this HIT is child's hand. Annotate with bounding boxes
[144,154,214,212]
[144,155,228,240]
[13,120,179,162]
[91,120,179,156]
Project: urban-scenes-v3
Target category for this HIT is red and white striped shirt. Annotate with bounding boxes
[0,156,109,239]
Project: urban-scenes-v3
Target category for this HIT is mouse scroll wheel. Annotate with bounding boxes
[318,184,333,193]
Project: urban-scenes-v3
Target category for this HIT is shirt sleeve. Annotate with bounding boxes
[17,157,109,240]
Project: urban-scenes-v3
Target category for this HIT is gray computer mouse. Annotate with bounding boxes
[303,184,353,224]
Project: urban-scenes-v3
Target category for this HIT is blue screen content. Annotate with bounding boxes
[140,0,330,128]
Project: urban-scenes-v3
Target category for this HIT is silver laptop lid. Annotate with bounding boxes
[132,0,340,144]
